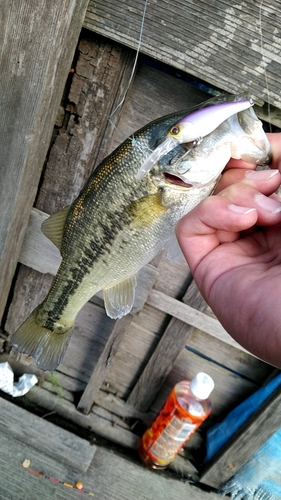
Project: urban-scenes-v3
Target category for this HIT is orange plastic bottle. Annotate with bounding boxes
[138,372,214,470]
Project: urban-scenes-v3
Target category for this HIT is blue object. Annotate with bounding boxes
[205,373,281,499]
[221,429,281,499]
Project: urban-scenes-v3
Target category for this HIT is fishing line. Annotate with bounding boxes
[258,0,272,131]
[107,0,150,151]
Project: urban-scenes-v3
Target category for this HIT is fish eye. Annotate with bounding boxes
[170,126,180,135]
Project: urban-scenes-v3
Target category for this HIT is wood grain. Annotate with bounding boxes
[5,33,135,335]
[77,314,134,414]
[200,385,281,488]
[146,289,250,353]
[84,0,281,114]
[0,397,96,472]
[127,280,207,411]
[23,385,200,481]
[0,0,88,322]
[0,429,221,499]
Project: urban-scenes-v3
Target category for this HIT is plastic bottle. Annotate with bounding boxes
[138,372,214,470]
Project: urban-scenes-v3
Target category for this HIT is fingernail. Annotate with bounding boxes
[228,204,256,214]
[255,194,281,213]
[245,169,279,180]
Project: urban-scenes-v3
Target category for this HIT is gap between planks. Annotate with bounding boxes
[22,385,199,481]
[0,396,96,472]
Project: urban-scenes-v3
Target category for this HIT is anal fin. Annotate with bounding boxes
[103,275,137,319]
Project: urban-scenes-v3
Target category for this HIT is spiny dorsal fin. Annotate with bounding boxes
[103,274,138,319]
[41,206,70,251]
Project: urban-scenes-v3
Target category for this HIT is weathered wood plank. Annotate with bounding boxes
[185,329,273,385]
[200,384,281,488]
[146,289,250,353]
[18,209,61,275]
[101,303,170,398]
[23,385,200,481]
[77,314,134,414]
[0,0,89,322]
[107,58,207,153]
[127,280,207,411]
[26,385,139,449]
[0,430,221,499]
[5,33,135,336]
[153,253,192,300]
[95,390,150,421]
[84,0,281,110]
[152,347,259,420]
[0,397,96,472]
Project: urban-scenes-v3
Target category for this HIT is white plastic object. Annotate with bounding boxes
[190,372,215,400]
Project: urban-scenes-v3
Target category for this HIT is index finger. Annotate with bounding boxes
[267,133,281,171]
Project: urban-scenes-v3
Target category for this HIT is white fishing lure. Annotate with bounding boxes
[136,97,254,179]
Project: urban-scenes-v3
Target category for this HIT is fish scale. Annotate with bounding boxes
[11,95,271,370]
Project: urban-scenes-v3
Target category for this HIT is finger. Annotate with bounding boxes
[177,181,281,275]
[267,133,281,171]
[176,196,258,275]
[225,157,256,170]
[217,182,281,225]
[214,168,281,194]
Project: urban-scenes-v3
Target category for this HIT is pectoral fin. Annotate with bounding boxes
[42,206,70,250]
[103,275,137,319]
[164,233,184,262]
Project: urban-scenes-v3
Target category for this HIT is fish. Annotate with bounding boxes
[136,95,254,179]
[11,94,271,371]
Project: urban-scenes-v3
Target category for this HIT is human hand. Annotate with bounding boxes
[176,133,281,367]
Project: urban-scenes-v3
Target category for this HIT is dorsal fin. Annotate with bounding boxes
[41,206,70,250]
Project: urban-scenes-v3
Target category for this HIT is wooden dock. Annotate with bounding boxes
[0,397,221,500]
[0,1,281,497]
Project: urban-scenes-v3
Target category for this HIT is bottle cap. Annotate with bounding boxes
[190,372,214,400]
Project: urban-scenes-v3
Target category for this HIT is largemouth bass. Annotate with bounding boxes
[11,94,271,371]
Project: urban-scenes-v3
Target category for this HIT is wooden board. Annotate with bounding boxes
[21,384,199,481]
[4,32,135,336]
[153,348,259,421]
[84,0,281,114]
[3,27,276,486]
[0,430,222,500]
[77,314,135,414]
[200,384,281,488]
[0,0,89,322]
[14,197,262,414]
[127,280,208,411]
[0,397,96,472]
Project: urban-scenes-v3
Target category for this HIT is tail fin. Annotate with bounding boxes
[11,307,73,371]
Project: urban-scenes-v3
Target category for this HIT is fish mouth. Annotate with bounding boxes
[163,172,193,188]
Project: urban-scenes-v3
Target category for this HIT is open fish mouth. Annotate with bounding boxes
[162,172,193,188]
